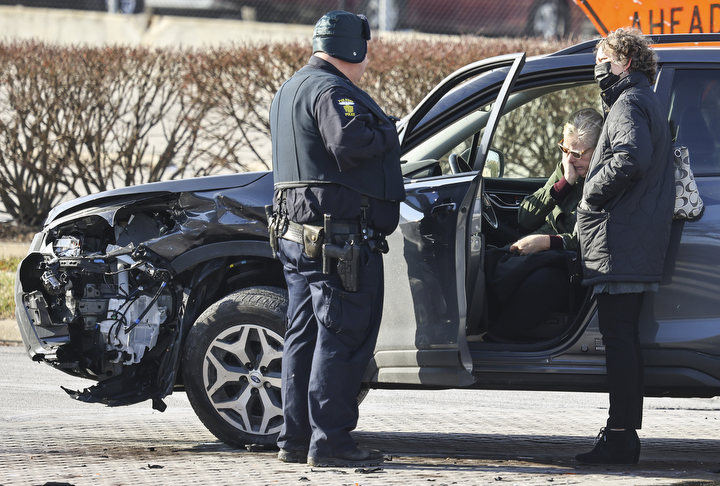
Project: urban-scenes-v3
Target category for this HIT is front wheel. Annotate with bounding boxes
[182,286,288,447]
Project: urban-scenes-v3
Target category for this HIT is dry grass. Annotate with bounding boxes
[0,258,20,319]
[0,271,14,319]
[0,257,21,272]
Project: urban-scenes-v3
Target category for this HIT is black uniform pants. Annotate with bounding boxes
[597,292,644,430]
[276,239,384,458]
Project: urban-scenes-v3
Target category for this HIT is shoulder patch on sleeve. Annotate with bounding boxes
[337,98,356,117]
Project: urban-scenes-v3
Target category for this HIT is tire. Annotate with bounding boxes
[527,0,568,39]
[182,286,288,448]
[106,0,143,14]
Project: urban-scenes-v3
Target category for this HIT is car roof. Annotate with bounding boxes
[413,34,720,135]
[551,33,720,55]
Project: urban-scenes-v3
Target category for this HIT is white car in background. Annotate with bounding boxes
[106,0,235,14]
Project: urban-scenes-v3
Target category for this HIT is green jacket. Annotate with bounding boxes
[517,162,583,250]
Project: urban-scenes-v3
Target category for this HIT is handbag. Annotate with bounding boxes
[673,145,704,221]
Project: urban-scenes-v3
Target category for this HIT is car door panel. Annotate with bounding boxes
[373,53,527,387]
[375,175,476,386]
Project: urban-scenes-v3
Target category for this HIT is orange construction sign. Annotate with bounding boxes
[574,0,720,36]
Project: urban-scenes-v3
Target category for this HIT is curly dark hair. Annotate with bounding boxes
[596,27,657,83]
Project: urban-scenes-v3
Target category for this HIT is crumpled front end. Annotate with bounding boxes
[13,172,274,409]
[15,206,182,409]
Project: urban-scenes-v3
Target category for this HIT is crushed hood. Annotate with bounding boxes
[45,172,270,226]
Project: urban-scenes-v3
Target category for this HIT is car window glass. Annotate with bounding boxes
[402,101,495,179]
[402,82,601,180]
[668,69,720,176]
[414,66,510,133]
[492,83,600,178]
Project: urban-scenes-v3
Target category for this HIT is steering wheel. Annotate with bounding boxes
[482,193,499,229]
[448,153,473,174]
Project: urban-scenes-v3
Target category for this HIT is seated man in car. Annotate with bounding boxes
[487,107,603,342]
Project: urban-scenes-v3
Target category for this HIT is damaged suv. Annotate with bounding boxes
[15,34,720,448]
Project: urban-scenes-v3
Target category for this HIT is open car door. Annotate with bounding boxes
[372,53,526,387]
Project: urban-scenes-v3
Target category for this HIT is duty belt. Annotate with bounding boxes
[278,220,365,244]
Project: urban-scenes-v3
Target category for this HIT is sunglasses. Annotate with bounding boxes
[557,140,591,159]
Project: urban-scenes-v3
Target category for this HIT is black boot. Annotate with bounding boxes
[277,448,309,463]
[308,447,384,467]
[575,428,640,465]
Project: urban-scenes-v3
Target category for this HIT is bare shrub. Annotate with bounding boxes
[0,42,220,226]
[0,42,74,227]
[54,46,218,196]
[193,42,308,171]
[0,36,573,228]
[364,37,570,117]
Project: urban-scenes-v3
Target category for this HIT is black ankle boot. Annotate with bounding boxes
[575,428,640,465]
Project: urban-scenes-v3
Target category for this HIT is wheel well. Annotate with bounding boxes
[174,256,286,388]
[190,256,286,321]
[224,256,286,295]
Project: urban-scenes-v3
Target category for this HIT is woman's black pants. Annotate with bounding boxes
[597,292,645,430]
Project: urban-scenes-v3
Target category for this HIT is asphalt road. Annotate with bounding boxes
[2,344,720,485]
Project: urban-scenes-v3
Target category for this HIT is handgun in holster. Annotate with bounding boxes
[321,214,361,292]
[322,241,361,292]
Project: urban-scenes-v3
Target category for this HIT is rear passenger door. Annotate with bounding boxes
[653,64,720,325]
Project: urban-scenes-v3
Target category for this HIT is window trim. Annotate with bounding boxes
[662,64,720,177]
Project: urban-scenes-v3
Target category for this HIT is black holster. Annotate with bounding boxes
[322,241,361,292]
[321,214,362,292]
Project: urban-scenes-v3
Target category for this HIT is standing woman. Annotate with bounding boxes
[575,28,674,464]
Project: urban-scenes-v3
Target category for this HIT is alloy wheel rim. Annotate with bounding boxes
[202,324,284,436]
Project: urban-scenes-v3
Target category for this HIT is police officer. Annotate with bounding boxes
[268,10,405,468]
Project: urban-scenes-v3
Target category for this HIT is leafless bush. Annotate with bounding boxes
[194,42,307,171]
[0,42,219,226]
[365,37,570,117]
[59,47,218,196]
[0,36,572,228]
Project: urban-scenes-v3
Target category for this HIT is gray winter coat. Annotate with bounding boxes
[577,71,674,285]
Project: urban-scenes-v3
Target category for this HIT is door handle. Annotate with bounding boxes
[431,202,457,215]
[487,193,522,209]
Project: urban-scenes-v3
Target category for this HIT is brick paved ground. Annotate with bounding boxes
[2,345,720,485]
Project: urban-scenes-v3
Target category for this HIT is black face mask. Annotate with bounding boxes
[594,61,621,91]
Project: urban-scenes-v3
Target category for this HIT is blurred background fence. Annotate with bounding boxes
[0,0,594,39]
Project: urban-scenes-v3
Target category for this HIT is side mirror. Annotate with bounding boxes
[482,148,505,178]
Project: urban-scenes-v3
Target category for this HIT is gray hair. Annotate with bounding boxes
[563,108,603,148]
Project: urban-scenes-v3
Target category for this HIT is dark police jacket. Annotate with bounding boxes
[270,56,405,235]
[577,72,674,285]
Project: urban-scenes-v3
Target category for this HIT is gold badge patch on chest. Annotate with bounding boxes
[338,98,356,117]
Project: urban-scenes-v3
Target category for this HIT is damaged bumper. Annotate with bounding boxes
[13,171,275,408]
[15,233,60,359]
